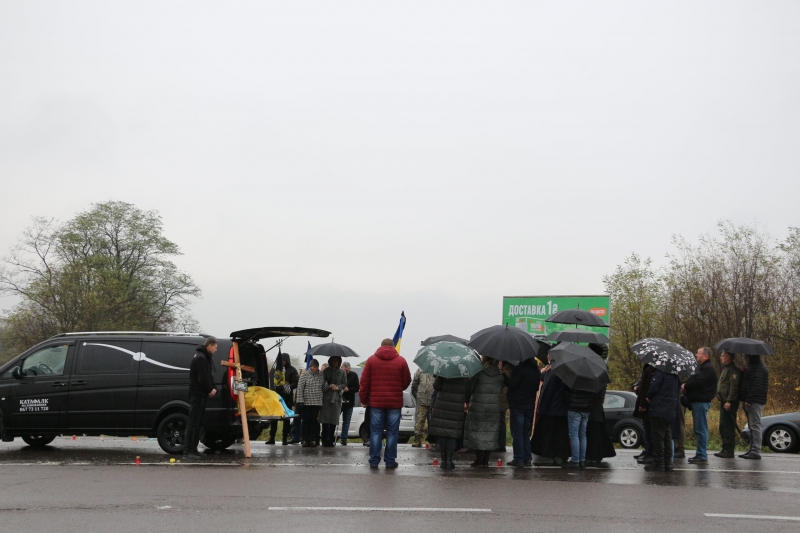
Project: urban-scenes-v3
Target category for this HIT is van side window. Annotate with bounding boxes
[78,341,138,374]
[141,343,195,373]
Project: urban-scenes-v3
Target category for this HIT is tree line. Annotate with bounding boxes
[0,201,200,363]
[604,222,800,411]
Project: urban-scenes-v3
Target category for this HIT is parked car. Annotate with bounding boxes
[333,367,416,442]
[742,410,800,453]
[0,327,329,454]
[603,390,646,449]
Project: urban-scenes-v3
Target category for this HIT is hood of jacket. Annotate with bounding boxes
[279,352,294,369]
[373,345,399,361]
[481,364,501,377]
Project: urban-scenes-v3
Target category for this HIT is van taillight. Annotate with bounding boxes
[228,346,237,403]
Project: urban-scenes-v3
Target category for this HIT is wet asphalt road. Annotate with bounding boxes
[1,438,799,533]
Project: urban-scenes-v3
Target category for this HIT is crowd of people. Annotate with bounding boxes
[185,338,770,470]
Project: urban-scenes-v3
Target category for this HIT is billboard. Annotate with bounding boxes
[502,295,610,338]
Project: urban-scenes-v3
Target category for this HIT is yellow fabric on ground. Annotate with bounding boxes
[239,386,285,417]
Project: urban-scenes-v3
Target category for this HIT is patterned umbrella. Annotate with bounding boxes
[631,338,696,379]
[413,341,483,379]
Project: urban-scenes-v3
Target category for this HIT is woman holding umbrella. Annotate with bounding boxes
[585,344,616,465]
[417,341,483,470]
[320,356,348,447]
[531,353,571,466]
[463,356,504,467]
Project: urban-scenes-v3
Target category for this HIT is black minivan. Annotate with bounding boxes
[0,327,329,454]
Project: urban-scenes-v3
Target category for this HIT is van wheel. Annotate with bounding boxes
[202,433,237,451]
[157,412,188,454]
[22,435,56,448]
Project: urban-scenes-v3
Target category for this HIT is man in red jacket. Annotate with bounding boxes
[359,339,412,469]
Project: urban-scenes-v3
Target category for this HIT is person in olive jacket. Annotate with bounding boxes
[715,351,741,458]
[681,347,718,464]
[463,357,504,468]
[739,354,769,460]
[644,368,681,472]
[185,337,218,460]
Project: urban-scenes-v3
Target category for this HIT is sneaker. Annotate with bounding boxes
[385,462,399,469]
[411,442,422,448]
[714,451,734,458]
[369,464,379,469]
[507,460,525,467]
[523,460,532,467]
[638,456,655,464]
[644,463,665,472]
[664,464,675,472]
[633,451,645,459]
[265,438,276,445]
[688,457,708,464]
[740,453,761,460]
[340,441,348,446]
[288,439,301,445]
[673,452,686,459]
[561,461,581,469]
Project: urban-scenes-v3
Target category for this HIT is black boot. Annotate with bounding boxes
[664,461,674,472]
[482,450,491,467]
[440,451,447,469]
[644,461,665,472]
[471,450,483,467]
[447,451,456,470]
[265,436,276,445]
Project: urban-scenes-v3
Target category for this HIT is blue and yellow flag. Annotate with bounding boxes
[392,311,406,354]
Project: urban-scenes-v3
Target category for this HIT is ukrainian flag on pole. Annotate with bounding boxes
[392,311,406,354]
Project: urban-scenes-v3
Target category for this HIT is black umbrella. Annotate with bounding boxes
[546,308,609,328]
[714,337,775,356]
[549,342,610,393]
[630,338,696,379]
[468,325,543,364]
[545,329,610,344]
[421,334,468,346]
[309,342,360,358]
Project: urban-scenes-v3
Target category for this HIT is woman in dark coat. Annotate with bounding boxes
[463,357,503,467]
[585,344,616,464]
[531,355,571,465]
[428,376,469,470]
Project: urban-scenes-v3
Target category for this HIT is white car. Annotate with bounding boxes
[334,368,416,442]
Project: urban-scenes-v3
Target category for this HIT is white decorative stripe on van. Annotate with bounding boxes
[83,343,190,371]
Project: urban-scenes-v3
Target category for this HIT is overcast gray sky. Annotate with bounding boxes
[1,1,799,363]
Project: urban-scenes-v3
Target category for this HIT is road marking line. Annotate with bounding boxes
[676,468,800,475]
[268,507,491,513]
[706,513,800,522]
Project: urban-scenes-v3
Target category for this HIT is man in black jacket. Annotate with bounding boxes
[340,362,360,445]
[503,359,541,467]
[267,352,299,445]
[681,347,717,464]
[644,369,681,472]
[739,354,769,460]
[185,337,218,460]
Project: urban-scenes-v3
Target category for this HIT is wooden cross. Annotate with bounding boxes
[221,341,256,458]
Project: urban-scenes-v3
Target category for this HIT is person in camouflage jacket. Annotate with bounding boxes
[411,368,436,447]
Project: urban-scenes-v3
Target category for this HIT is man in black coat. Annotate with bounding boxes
[185,337,218,460]
[268,352,299,445]
[681,347,717,464]
[739,354,769,460]
[503,359,540,467]
[339,361,361,445]
[644,369,681,471]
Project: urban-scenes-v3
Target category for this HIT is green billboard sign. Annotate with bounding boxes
[502,295,610,338]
